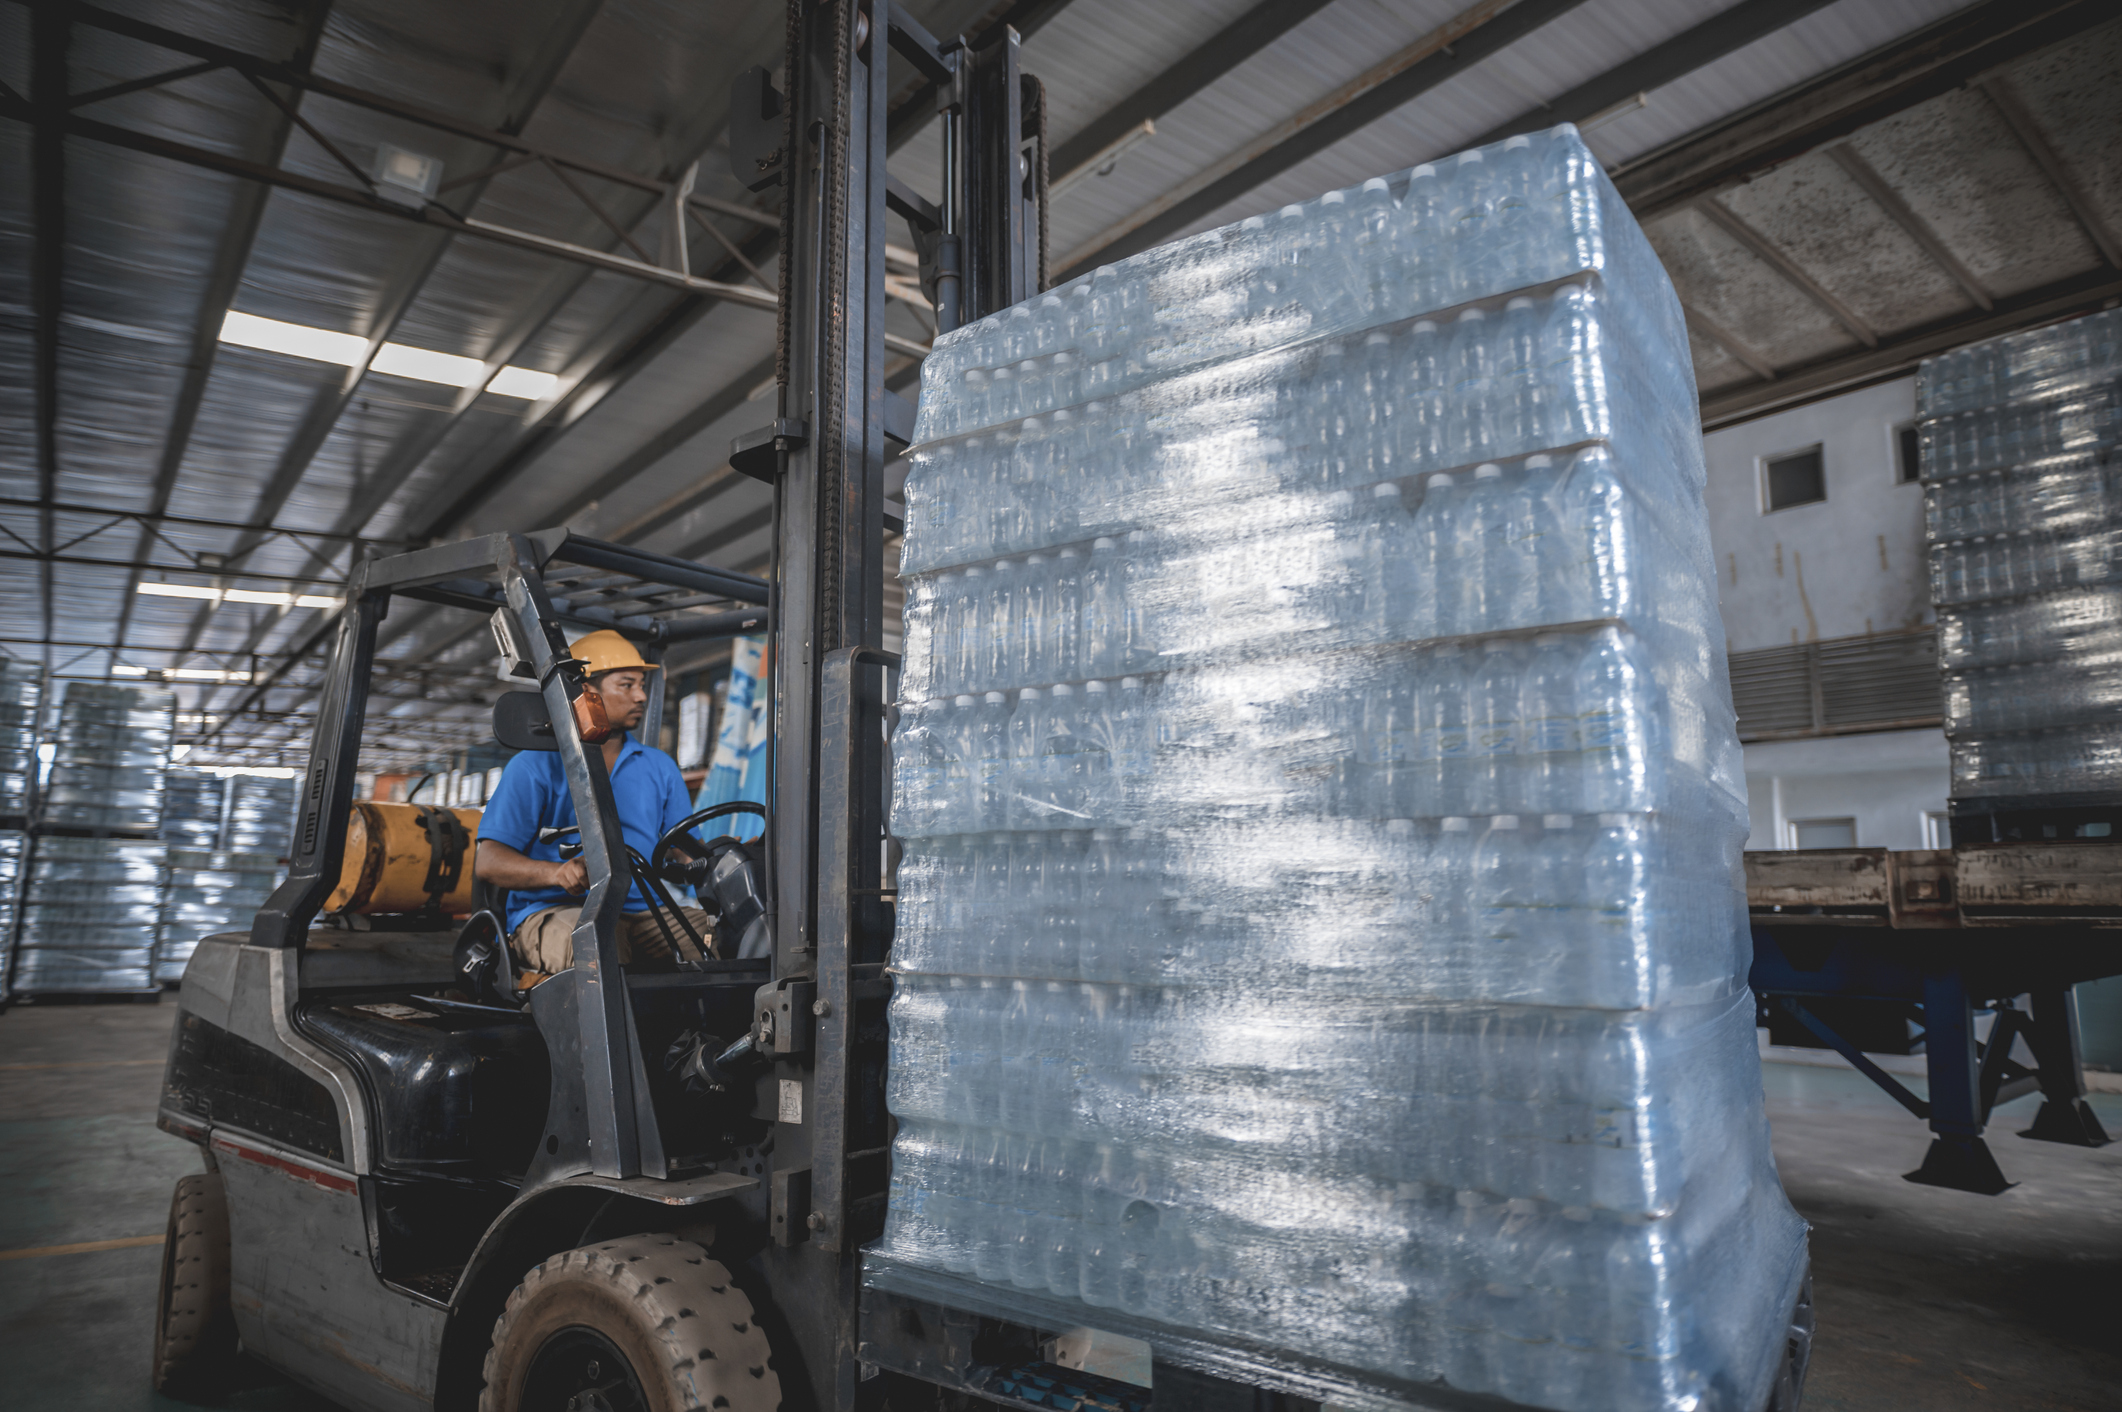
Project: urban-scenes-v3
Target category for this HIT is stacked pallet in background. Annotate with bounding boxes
[224,772,296,856]
[880,126,1806,1412]
[40,682,176,833]
[0,661,39,819]
[162,769,228,848]
[1922,308,2122,833]
[155,850,280,984]
[0,831,25,996]
[13,836,167,995]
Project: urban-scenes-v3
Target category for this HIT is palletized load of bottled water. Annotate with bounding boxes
[41,681,176,833]
[878,125,1806,1412]
[163,769,229,849]
[156,849,280,985]
[11,836,167,995]
[1921,309,2122,807]
[225,772,297,857]
[0,830,25,991]
[0,662,39,818]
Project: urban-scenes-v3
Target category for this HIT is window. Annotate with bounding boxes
[1764,445,1826,511]
[1895,422,1921,483]
[1790,817,1856,850]
[1924,811,1951,849]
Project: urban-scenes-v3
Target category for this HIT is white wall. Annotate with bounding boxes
[1743,729,1949,851]
[1703,376,1930,654]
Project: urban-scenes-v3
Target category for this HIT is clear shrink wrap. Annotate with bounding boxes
[1919,309,2122,805]
[876,126,1806,1411]
[162,770,229,849]
[225,773,296,857]
[12,836,167,994]
[156,849,279,984]
[0,831,25,989]
[0,662,39,818]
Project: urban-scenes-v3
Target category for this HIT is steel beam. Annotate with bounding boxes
[1824,143,1993,311]
[1978,74,2122,270]
[30,0,67,671]
[884,0,1079,150]
[1054,0,1586,278]
[1612,0,2113,222]
[1045,0,1337,181]
[1682,304,1778,381]
[1694,198,1878,347]
[1700,269,2122,430]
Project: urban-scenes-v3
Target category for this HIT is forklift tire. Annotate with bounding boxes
[480,1233,781,1412]
[151,1171,236,1395]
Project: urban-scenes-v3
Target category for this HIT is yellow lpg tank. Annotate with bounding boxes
[325,801,482,916]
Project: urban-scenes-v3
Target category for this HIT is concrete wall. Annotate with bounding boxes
[1743,728,1950,851]
[1703,376,1930,654]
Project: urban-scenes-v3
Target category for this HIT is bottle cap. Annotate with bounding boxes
[1598,812,1628,827]
[1085,679,1108,693]
[1050,683,1074,697]
[1507,295,1536,310]
[1366,330,1392,345]
[1441,816,1470,831]
[1019,687,1042,701]
[1364,176,1390,193]
[1484,638,1512,653]
[1024,553,1044,565]
[1458,150,1484,166]
[1092,829,1115,841]
[1457,307,1485,323]
[954,695,975,707]
[1525,453,1553,469]
[1427,472,1455,487]
[1121,676,1142,689]
[985,692,1005,704]
[963,565,986,578]
[1052,351,1075,369]
[1386,818,1414,834]
[1504,134,1532,150]
[1412,319,1438,333]
[1373,482,1399,498]
[1412,164,1437,178]
[1059,546,1080,560]
[994,558,1015,569]
[1322,189,1347,206]
[1491,814,1519,828]
[1474,463,1503,479]
[1543,814,1573,829]
[1241,215,1266,230]
[991,365,1014,382]
[1279,203,1306,219]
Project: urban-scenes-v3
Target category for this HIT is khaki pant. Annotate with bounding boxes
[510,904,717,973]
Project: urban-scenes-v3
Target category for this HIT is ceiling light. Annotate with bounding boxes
[218,310,554,399]
[220,310,368,366]
[295,594,343,610]
[139,581,222,601]
[487,366,559,400]
[224,588,293,606]
[112,664,148,677]
[172,744,192,761]
[373,143,443,208]
[370,343,485,387]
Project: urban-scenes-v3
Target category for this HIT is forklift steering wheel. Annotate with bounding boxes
[655,801,767,863]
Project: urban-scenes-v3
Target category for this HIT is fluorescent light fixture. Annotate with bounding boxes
[112,664,250,683]
[370,342,485,387]
[295,594,342,609]
[112,664,148,677]
[218,309,555,399]
[224,588,290,606]
[220,310,368,366]
[209,765,298,779]
[172,743,192,761]
[139,581,223,601]
[487,365,560,400]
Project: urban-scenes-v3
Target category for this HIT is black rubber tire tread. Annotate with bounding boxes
[479,1233,781,1412]
[151,1170,235,1394]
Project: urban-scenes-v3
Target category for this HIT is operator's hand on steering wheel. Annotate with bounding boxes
[550,856,589,896]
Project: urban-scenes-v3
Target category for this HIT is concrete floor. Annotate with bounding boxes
[2,1001,2117,1411]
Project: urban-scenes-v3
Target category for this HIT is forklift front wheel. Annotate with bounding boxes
[150,1171,236,1395]
[479,1233,781,1412]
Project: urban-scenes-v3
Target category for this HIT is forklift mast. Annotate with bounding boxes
[738,2,1045,1405]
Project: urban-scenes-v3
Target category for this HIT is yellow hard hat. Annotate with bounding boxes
[570,629,656,676]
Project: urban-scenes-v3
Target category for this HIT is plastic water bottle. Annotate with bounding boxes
[1077,680,1118,826]
[1434,815,1475,948]
[1401,164,1447,309]
[1447,149,1494,299]
[1541,283,1598,444]
[1410,472,1460,639]
[1359,330,1398,477]
[1575,627,1657,814]
[970,692,1012,833]
[1525,813,1580,958]
[1044,683,1085,827]
[1049,547,1084,684]
[1419,645,1472,815]
[1082,537,1125,677]
[1363,670,1419,818]
[1006,688,1045,829]
[1489,134,1540,290]
[1123,529,1158,670]
[1495,295,1544,454]
[1470,814,1524,978]
[1448,308,1495,464]
[1357,481,1411,639]
[1399,319,1447,474]
[1460,463,1508,629]
[1469,640,1522,815]
[1519,635,1579,812]
[986,561,1020,691]
[1557,446,1633,623]
[953,566,987,694]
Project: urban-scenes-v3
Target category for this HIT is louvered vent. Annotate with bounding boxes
[1729,628,1940,741]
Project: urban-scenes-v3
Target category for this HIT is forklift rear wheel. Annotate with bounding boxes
[151,1171,236,1395]
[480,1233,781,1412]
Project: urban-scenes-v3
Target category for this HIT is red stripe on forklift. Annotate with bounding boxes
[213,1137,357,1194]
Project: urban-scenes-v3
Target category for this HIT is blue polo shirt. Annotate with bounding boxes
[480,733,697,934]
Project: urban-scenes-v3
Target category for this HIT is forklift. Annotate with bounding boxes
[151,5,1062,1410]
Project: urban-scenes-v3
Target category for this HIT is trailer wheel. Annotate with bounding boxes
[151,1171,236,1395]
[480,1233,780,1412]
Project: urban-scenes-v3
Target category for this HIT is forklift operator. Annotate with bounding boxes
[474,630,714,972]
